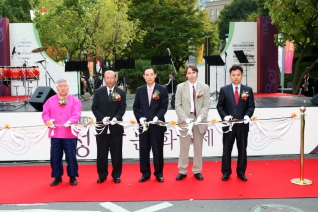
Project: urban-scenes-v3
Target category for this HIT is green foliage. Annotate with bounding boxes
[264,0,318,94]
[218,0,258,41]
[30,0,142,62]
[127,0,218,72]
[0,0,32,23]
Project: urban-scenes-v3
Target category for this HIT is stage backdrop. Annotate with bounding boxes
[257,16,278,93]
[0,108,317,161]
[9,23,78,95]
[198,22,258,94]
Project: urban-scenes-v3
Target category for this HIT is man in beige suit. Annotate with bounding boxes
[175,64,210,181]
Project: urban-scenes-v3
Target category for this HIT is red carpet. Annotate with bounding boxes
[253,93,299,98]
[0,159,317,204]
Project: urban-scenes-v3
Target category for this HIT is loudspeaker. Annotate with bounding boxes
[29,86,56,111]
[310,94,318,105]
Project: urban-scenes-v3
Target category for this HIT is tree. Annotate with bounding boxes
[0,0,32,23]
[127,0,218,72]
[30,0,142,62]
[217,0,258,41]
[264,0,318,94]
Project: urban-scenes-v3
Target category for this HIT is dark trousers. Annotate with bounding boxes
[96,134,123,179]
[139,131,164,178]
[50,138,79,178]
[221,125,248,176]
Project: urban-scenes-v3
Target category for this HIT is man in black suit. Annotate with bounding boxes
[164,72,177,94]
[133,67,168,183]
[92,70,127,184]
[217,65,255,181]
[302,72,314,97]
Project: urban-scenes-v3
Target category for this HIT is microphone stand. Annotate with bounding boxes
[39,52,55,86]
[224,52,227,86]
[167,48,177,74]
[127,41,141,86]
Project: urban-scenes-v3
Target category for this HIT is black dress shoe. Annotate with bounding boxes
[237,174,248,181]
[50,177,62,186]
[113,178,121,183]
[176,173,187,181]
[70,177,77,186]
[139,176,150,182]
[156,177,164,183]
[194,173,203,181]
[97,177,106,184]
[222,175,230,181]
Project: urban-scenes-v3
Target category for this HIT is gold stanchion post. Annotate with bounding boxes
[291,106,313,185]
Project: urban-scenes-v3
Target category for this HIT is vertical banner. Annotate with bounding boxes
[0,18,11,96]
[284,41,294,74]
[257,16,278,93]
[0,18,10,66]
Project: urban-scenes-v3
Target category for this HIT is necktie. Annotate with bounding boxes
[148,88,152,105]
[235,86,239,105]
[109,89,112,101]
[193,86,196,117]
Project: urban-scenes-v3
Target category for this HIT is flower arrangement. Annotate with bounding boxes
[130,119,136,124]
[3,123,10,129]
[251,116,257,121]
[241,91,249,100]
[59,97,67,106]
[197,92,204,99]
[291,112,297,118]
[170,120,177,126]
[210,118,217,124]
[152,89,160,100]
[88,119,94,125]
[111,92,121,102]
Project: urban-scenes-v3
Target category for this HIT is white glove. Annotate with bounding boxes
[195,117,201,123]
[110,117,117,125]
[63,120,71,127]
[224,115,233,121]
[152,116,158,123]
[244,115,250,124]
[48,119,55,128]
[185,118,191,124]
[139,117,147,124]
[102,117,110,125]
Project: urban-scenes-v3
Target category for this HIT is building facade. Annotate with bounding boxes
[205,0,232,20]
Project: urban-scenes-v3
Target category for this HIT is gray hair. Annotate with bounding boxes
[56,79,69,86]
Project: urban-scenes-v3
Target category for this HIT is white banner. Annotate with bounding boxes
[0,107,317,161]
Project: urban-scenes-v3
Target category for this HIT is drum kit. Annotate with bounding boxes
[0,46,51,107]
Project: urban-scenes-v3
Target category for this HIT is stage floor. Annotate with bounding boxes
[0,92,317,112]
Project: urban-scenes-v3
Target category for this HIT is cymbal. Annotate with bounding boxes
[31,47,48,53]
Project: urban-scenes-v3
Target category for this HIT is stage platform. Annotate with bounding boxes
[0,92,317,112]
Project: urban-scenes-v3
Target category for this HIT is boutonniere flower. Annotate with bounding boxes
[111,92,121,102]
[152,89,160,100]
[241,91,249,100]
[197,92,204,99]
[59,97,67,106]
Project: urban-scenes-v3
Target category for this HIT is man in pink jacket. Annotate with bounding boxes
[42,79,82,186]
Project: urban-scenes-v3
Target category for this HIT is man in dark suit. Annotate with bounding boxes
[92,70,127,184]
[133,67,168,183]
[217,65,255,181]
[164,72,177,94]
[302,72,314,97]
